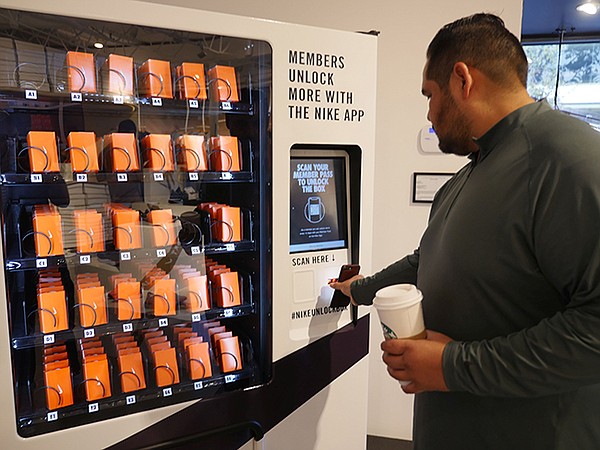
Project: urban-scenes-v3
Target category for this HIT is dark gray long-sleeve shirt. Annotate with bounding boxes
[352,101,600,450]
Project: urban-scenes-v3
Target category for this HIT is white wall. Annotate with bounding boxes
[143,0,523,440]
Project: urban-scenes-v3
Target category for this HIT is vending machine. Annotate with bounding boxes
[0,1,377,449]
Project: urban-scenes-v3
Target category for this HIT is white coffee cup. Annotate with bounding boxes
[373,284,426,341]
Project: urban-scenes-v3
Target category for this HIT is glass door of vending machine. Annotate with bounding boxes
[0,7,271,438]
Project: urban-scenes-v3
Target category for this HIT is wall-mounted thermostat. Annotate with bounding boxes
[418,125,441,154]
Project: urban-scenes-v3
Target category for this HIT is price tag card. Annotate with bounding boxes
[76,173,88,183]
[71,92,83,102]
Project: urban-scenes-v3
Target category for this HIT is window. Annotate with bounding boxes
[524,42,600,131]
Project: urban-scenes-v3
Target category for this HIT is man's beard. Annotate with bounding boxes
[436,92,477,156]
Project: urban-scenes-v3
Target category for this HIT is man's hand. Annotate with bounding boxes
[328,274,364,306]
[381,330,452,394]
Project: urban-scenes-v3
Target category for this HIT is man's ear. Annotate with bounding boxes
[451,62,473,99]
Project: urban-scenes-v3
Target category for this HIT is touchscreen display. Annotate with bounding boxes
[290,156,348,253]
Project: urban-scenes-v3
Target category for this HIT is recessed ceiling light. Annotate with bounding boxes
[576,1,600,15]
[93,42,104,49]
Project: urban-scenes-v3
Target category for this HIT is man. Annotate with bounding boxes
[331,13,600,450]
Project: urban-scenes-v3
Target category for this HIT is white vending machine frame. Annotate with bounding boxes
[0,1,377,448]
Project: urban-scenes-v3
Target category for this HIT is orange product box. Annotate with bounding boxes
[218,336,242,373]
[106,54,134,96]
[32,210,64,256]
[176,62,207,100]
[44,366,74,410]
[66,51,97,93]
[77,285,107,327]
[27,131,60,173]
[115,280,142,321]
[147,209,176,247]
[216,206,241,242]
[105,133,140,172]
[73,210,105,253]
[153,347,179,387]
[138,59,173,98]
[38,290,69,333]
[186,341,212,379]
[211,331,233,351]
[176,135,208,172]
[118,350,146,392]
[67,132,100,172]
[209,136,241,172]
[207,65,239,102]
[151,278,176,316]
[142,134,174,172]
[44,352,68,364]
[183,274,209,313]
[82,357,112,401]
[112,209,142,250]
[214,271,241,308]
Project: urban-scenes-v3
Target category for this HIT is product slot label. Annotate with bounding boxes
[25,89,37,99]
[126,395,136,405]
[84,328,95,339]
[76,173,88,183]
[71,92,82,102]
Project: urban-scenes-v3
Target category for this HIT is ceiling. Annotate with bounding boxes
[522,0,600,40]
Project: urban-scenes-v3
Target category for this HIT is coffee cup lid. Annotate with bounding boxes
[373,284,422,309]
